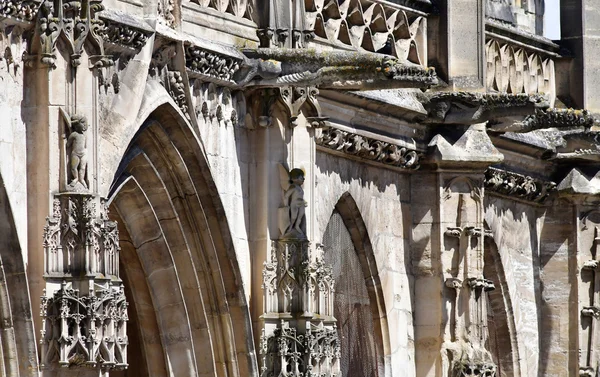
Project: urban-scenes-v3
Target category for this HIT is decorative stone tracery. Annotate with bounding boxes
[305,0,428,65]
[41,193,127,372]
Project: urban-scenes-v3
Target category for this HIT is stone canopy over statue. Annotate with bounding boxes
[278,164,307,240]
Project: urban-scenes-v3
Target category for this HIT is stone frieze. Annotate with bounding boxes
[316,125,422,170]
[484,167,556,203]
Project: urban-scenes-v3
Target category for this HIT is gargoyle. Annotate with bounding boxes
[422,92,549,125]
[236,48,438,90]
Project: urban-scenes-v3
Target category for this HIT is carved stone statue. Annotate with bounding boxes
[66,114,88,191]
[278,165,307,240]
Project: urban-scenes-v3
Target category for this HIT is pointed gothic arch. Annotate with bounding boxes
[0,173,39,377]
[322,192,389,377]
[106,103,257,377]
[483,221,522,377]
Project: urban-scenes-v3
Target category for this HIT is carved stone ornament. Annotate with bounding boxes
[40,282,128,370]
[239,49,438,90]
[424,92,548,125]
[580,366,596,377]
[32,0,110,68]
[260,241,339,377]
[100,17,152,52]
[484,167,556,203]
[66,114,89,192]
[190,0,253,21]
[488,108,598,133]
[41,194,127,371]
[582,306,600,318]
[277,165,307,240]
[316,125,422,170]
[185,44,242,84]
[485,36,556,106]
[0,0,40,22]
[305,0,430,65]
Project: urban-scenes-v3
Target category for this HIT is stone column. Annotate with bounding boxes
[559,0,600,111]
[23,0,129,374]
[254,89,340,377]
[414,124,502,377]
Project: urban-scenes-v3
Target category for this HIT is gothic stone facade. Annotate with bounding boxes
[0,0,599,376]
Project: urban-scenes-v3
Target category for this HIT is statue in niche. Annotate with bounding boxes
[66,114,88,191]
[278,165,307,240]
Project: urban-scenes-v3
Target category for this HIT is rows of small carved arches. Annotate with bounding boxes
[191,81,246,126]
[190,0,253,20]
[305,0,426,65]
[485,40,556,105]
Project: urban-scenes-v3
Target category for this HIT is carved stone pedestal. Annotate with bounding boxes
[40,193,127,375]
[260,240,340,377]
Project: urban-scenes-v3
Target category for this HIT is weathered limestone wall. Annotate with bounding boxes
[484,197,542,377]
[314,151,414,377]
[196,115,252,294]
[0,29,28,259]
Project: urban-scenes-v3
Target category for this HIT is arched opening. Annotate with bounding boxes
[484,226,521,377]
[321,192,388,377]
[106,104,257,377]
[0,173,39,377]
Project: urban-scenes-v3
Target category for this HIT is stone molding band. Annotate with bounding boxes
[315,126,422,170]
[484,167,556,203]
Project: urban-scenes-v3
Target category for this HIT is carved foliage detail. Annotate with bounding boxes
[0,0,40,21]
[484,167,556,203]
[100,18,151,51]
[316,126,421,169]
[40,283,128,369]
[185,44,242,83]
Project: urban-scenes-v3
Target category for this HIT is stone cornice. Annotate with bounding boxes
[484,167,556,203]
[100,18,153,53]
[485,18,561,57]
[315,125,422,170]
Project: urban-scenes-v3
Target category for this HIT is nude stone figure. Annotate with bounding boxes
[67,114,88,190]
[282,168,307,239]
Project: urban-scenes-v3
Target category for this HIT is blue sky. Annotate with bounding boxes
[545,0,560,39]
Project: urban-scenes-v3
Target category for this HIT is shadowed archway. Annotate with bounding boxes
[0,173,39,377]
[322,192,389,377]
[107,104,257,377]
